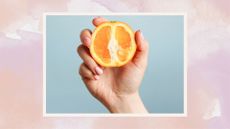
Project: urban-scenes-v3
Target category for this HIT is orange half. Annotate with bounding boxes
[90,21,136,67]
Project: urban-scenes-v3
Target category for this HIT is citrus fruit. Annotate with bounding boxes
[90,21,136,67]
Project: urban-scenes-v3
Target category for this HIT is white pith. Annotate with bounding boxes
[107,25,120,63]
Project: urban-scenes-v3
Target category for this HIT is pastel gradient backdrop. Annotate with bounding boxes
[0,0,229,129]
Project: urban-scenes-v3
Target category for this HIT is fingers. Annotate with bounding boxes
[77,45,103,75]
[136,30,148,51]
[132,30,149,68]
[80,29,92,48]
[79,63,99,80]
[92,17,108,27]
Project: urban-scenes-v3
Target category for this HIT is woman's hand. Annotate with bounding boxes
[77,17,149,113]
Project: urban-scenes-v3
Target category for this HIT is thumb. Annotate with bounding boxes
[132,30,149,69]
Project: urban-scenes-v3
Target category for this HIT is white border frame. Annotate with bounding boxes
[43,13,187,117]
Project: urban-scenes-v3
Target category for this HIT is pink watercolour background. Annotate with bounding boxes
[0,0,230,128]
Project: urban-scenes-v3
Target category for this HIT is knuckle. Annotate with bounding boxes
[142,40,149,51]
[77,45,83,54]
[80,29,90,37]
[85,59,95,69]
[84,61,96,74]
[78,63,84,75]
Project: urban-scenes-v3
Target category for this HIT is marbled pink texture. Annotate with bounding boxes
[0,0,230,128]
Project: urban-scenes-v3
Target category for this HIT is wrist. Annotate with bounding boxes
[109,92,148,113]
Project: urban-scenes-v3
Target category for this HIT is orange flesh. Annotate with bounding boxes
[115,26,131,48]
[94,26,111,63]
[115,26,131,62]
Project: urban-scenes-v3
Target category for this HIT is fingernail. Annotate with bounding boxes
[95,67,103,75]
[83,37,91,46]
[94,75,99,80]
[139,30,144,40]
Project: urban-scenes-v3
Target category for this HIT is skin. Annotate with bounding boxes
[77,17,149,113]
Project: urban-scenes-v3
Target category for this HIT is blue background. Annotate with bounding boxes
[46,15,184,113]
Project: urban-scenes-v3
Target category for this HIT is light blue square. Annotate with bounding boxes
[46,15,184,113]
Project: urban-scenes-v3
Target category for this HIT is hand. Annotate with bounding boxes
[77,17,149,113]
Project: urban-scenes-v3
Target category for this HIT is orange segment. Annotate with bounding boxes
[94,26,111,64]
[115,26,132,62]
[115,26,131,48]
[90,21,136,67]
